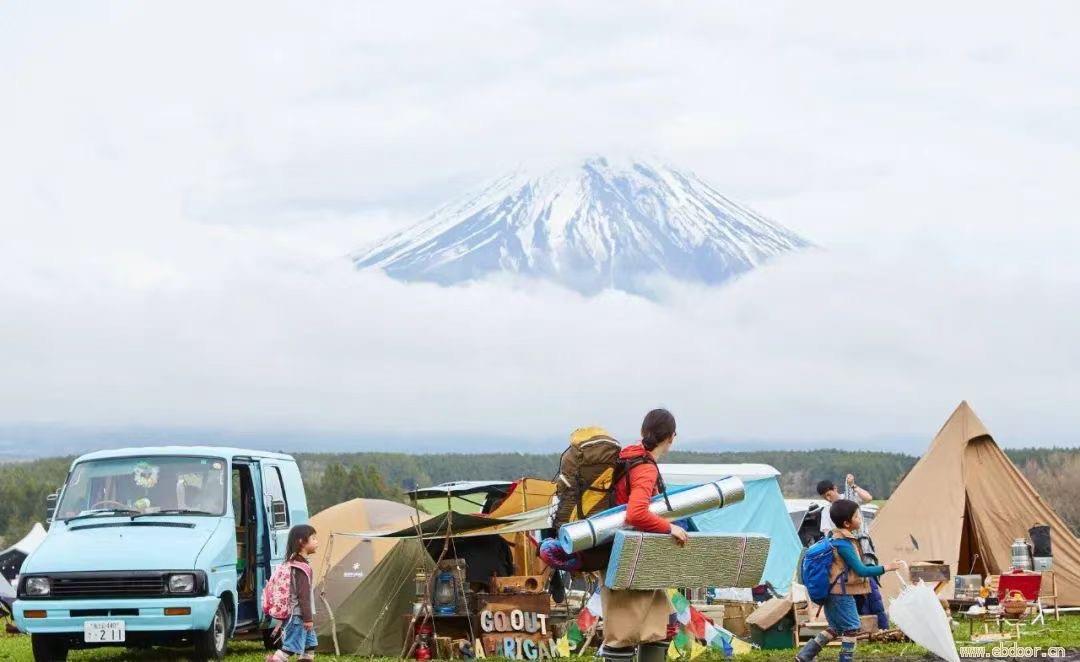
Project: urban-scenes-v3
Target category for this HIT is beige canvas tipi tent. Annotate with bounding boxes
[873,401,1080,605]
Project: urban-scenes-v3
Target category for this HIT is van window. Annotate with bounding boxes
[57,456,227,519]
[264,465,289,528]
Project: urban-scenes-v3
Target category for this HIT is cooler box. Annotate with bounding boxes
[997,570,1042,601]
[748,615,796,650]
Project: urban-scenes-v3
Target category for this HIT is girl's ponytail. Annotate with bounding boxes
[641,409,676,451]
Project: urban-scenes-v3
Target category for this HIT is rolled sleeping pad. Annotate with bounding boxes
[557,477,746,553]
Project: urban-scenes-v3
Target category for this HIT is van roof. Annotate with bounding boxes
[72,446,296,464]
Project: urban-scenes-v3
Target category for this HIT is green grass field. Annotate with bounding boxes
[0,614,1078,661]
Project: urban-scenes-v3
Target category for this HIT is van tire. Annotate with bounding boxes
[193,601,229,660]
[31,634,69,661]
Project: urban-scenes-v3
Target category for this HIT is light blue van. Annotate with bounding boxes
[13,446,309,661]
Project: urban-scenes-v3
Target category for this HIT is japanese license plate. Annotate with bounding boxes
[84,619,125,643]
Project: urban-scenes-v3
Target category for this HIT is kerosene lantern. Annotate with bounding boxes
[432,570,459,615]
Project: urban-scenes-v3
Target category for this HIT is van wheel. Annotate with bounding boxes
[31,634,69,661]
[193,601,229,660]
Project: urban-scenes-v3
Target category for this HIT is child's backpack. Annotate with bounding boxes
[262,561,310,620]
[799,536,846,603]
[551,427,622,529]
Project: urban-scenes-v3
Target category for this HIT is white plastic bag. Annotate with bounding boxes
[887,570,960,662]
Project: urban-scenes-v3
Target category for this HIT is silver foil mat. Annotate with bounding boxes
[557,477,746,553]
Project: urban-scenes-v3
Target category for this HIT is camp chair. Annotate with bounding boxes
[997,573,1044,625]
[1038,571,1059,621]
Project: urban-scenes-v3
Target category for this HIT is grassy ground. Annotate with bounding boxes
[0,615,1077,661]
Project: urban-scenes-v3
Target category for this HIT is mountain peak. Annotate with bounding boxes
[353,158,811,296]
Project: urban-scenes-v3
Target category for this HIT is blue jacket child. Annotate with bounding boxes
[796,500,902,662]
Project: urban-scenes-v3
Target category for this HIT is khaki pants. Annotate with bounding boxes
[601,587,672,648]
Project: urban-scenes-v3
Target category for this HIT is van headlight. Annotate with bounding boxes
[24,577,51,596]
[168,574,196,594]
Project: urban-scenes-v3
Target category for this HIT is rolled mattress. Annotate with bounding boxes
[557,477,745,553]
[604,530,770,590]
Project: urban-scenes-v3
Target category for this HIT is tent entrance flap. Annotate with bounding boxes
[958,495,989,578]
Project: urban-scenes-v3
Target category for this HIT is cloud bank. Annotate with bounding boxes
[3,2,1080,452]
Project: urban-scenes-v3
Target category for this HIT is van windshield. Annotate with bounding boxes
[57,456,228,520]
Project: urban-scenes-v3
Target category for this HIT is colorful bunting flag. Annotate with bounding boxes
[673,628,690,651]
[577,608,598,632]
[689,639,706,660]
[555,636,571,658]
[667,640,681,660]
[669,591,691,625]
[577,590,603,631]
[585,590,604,616]
[687,608,707,640]
[567,621,583,646]
[704,621,734,657]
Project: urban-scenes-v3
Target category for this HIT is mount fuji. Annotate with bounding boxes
[352,157,811,296]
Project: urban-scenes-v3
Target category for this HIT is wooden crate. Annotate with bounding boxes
[490,575,547,594]
[910,562,951,584]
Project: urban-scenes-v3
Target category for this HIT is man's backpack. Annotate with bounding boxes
[799,536,847,603]
[261,560,310,621]
[551,427,622,530]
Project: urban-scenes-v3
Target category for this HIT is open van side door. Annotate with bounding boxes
[259,461,292,571]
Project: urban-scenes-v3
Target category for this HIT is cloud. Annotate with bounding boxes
[2,2,1080,452]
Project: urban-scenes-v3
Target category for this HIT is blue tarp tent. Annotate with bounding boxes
[659,463,802,595]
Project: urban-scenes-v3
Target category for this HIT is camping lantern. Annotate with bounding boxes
[414,569,428,600]
[433,570,458,615]
[414,621,433,661]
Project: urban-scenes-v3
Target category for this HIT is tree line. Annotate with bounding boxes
[1,447,1077,546]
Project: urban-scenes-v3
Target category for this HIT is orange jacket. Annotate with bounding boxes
[613,444,671,534]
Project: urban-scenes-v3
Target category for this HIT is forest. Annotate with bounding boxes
[1,447,1077,547]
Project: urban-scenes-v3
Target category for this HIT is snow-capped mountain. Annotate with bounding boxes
[353,157,811,296]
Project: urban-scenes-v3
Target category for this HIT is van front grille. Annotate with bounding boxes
[51,573,167,599]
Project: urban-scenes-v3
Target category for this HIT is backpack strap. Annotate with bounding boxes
[643,454,672,512]
[617,455,672,512]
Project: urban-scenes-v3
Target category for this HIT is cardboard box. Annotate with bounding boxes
[717,599,754,637]
[746,596,793,631]
[723,615,749,638]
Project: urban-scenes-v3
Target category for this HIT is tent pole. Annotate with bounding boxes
[521,476,530,575]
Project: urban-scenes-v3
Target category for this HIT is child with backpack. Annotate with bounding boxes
[598,409,688,662]
[265,524,319,662]
[796,500,902,662]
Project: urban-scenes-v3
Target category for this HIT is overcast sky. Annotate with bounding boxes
[3,2,1079,453]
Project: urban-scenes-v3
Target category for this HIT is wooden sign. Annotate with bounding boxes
[480,634,561,660]
[476,592,560,659]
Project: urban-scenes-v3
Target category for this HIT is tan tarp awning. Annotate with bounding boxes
[873,401,1080,605]
[335,506,550,540]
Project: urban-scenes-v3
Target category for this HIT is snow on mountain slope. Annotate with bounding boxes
[352,157,811,296]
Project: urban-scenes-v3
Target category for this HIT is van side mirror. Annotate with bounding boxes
[45,491,59,524]
[270,500,288,529]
